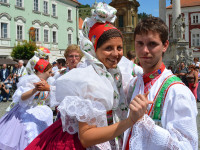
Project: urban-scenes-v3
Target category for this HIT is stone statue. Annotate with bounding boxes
[173,14,185,40]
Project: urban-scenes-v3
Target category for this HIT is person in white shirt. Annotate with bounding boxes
[17,60,25,78]
[126,50,143,76]
[123,17,198,150]
[192,57,200,68]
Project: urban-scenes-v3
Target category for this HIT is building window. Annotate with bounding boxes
[52,31,56,43]
[0,0,7,3]
[44,29,48,42]
[192,14,199,24]
[17,25,23,40]
[68,9,72,21]
[52,4,56,16]
[35,28,39,42]
[132,16,134,26]
[43,1,48,14]
[192,33,200,47]
[119,15,124,28]
[68,33,72,45]
[1,23,7,38]
[34,0,39,11]
[16,0,22,7]
[197,34,200,46]
[193,15,199,23]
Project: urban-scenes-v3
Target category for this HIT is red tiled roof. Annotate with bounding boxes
[71,0,80,5]
[167,0,200,9]
[79,17,84,29]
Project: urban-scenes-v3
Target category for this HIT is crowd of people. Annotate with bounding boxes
[0,60,25,102]
[0,2,198,150]
[167,58,200,101]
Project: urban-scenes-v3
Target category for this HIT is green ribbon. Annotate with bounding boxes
[152,75,182,120]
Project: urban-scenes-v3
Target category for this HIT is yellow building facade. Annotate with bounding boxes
[109,0,140,55]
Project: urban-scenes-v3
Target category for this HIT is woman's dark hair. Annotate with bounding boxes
[96,29,123,49]
[44,63,52,72]
[188,64,195,70]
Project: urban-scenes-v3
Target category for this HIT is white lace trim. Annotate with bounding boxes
[129,115,197,150]
[58,96,107,134]
[49,85,58,107]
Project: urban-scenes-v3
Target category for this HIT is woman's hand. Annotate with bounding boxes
[128,92,154,124]
[34,78,50,91]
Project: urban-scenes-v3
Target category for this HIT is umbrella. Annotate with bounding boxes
[39,46,50,53]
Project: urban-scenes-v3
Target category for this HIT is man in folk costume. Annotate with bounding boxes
[123,17,198,150]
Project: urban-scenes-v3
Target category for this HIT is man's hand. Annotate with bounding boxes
[128,92,154,124]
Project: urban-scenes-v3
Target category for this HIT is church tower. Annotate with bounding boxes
[109,0,140,55]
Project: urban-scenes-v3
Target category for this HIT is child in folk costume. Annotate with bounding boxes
[0,51,54,150]
[26,3,149,150]
[123,17,198,150]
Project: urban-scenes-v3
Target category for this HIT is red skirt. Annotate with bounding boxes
[25,119,85,150]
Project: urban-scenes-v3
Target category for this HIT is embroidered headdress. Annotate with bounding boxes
[25,49,49,75]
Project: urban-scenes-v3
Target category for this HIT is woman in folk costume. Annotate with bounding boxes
[52,44,83,81]
[123,17,198,150]
[0,51,54,150]
[26,3,145,150]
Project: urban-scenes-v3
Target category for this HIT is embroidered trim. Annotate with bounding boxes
[148,75,184,120]
[143,63,165,84]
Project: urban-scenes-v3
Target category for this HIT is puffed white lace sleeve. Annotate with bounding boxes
[12,75,40,108]
[118,56,134,94]
[56,65,114,134]
[129,84,198,150]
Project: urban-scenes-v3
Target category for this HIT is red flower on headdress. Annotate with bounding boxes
[105,24,114,28]
[38,64,44,72]
[91,35,97,45]
[34,59,49,73]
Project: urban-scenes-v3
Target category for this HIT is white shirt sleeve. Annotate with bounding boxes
[128,84,198,150]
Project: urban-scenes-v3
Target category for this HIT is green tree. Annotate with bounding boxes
[79,4,91,20]
[11,40,38,60]
[79,4,90,8]
[138,12,152,20]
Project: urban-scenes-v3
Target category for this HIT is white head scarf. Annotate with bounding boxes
[79,2,127,110]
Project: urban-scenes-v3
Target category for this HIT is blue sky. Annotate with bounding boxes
[78,0,171,17]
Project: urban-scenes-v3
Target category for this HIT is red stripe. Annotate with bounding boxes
[148,75,174,116]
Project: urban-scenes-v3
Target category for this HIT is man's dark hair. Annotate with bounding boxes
[57,58,66,67]
[127,51,136,60]
[134,17,168,45]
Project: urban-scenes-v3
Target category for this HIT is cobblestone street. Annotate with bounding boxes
[0,100,200,149]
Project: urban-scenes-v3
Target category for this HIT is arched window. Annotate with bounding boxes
[43,22,51,43]
[32,20,42,42]
[0,13,11,39]
[14,16,26,40]
[51,24,58,43]
[67,27,73,45]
